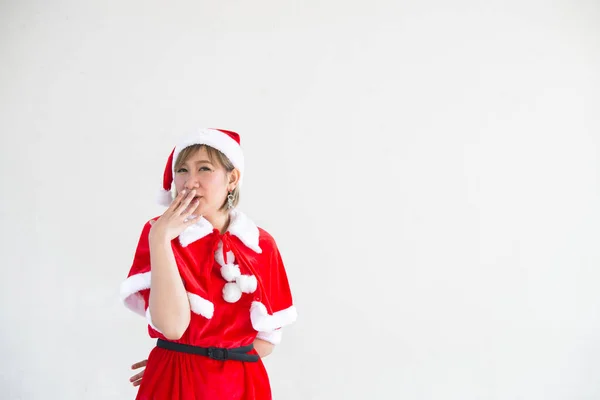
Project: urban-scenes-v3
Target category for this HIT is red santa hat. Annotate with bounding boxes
[157,128,245,206]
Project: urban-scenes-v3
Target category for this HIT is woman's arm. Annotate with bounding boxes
[148,233,191,340]
[253,338,275,358]
[147,189,200,340]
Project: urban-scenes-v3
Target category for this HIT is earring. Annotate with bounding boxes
[227,192,234,209]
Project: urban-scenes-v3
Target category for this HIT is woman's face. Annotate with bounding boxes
[173,147,232,218]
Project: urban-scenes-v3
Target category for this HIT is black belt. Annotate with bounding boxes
[156,339,259,362]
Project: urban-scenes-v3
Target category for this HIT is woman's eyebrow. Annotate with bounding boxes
[177,160,212,168]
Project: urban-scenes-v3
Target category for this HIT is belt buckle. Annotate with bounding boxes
[207,347,229,361]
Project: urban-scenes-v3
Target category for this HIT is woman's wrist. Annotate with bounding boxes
[149,228,170,247]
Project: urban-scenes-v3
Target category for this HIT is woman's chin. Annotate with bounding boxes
[191,204,212,218]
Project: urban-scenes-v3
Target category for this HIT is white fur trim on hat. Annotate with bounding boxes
[173,128,244,182]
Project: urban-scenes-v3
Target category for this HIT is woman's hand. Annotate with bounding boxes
[254,338,275,358]
[149,189,200,242]
[129,359,147,387]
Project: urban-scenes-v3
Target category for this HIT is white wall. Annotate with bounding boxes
[1,0,599,399]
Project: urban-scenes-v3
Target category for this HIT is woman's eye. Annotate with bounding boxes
[199,167,211,172]
[176,168,188,173]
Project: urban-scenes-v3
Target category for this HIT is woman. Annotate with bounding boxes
[120,128,297,399]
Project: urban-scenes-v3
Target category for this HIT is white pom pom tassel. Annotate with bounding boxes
[223,282,242,303]
[220,264,241,282]
[215,245,236,268]
[236,275,257,294]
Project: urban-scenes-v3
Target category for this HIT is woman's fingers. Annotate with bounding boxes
[129,359,146,386]
[166,189,187,212]
[182,198,200,218]
[184,214,200,227]
[129,371,145,382]
[131,359,148,369]
[174,190,196,215]
[182,195,201,224]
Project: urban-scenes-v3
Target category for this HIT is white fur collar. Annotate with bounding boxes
[178,209,262,253]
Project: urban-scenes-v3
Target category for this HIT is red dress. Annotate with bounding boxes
[120,210,297,400]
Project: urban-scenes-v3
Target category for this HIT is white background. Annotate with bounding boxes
[1,0,599,399]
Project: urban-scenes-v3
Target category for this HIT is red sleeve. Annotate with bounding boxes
[264,241,294,315]
[250,230,297,337]
[119,220,166,336]
[120,221,152,316]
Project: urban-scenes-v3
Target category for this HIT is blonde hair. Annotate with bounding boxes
[174,144,241,211]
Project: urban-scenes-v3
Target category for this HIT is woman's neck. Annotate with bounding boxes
[205,210,231,234]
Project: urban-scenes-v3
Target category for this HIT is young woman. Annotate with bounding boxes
[120,128,297,399]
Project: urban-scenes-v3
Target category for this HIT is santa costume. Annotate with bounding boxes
[120,128,297,400]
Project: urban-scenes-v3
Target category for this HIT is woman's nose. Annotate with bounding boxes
[184,177,199,190]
